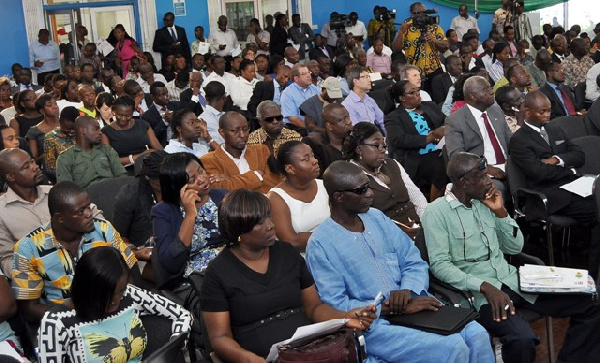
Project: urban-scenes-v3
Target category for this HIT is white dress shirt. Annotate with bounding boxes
[465,104,507,165]
[136,73,168,93]
[199,105,225,146]
[202,72,236,95]
[209,28,239,57]
[345,20,368,48]
[246,30,270,56]
[29,40,61,73]
[222,147,263,181]
[450,15,480,40]
[230,77,258,111]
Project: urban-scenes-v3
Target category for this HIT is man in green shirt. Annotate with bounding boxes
[422,151,600,363]
[56,116,126,188]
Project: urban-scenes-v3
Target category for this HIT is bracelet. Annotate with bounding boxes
[129,154,134,164]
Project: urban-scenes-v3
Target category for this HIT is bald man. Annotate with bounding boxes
[56,116,126,188]
[307,160,494,362]
[509,91,600,278]
[424,151,600,363]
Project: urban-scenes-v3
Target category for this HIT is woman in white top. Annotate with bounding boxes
[268,140,329,251]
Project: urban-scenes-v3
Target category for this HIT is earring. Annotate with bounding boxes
[359,153,363,161]
[237,236,242,243]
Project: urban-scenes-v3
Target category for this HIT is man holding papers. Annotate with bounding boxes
[509,91,600,279]
[423,151,600,363]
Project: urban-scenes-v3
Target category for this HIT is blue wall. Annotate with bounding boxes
[0,0,29,76]
[154,0,210,49]
[309,0,495,47]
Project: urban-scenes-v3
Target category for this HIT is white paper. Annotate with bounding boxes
[560,175,595,198]
[231,44,242,57]
[493,163,505,172]
[195,42,210,55]
[519,264,591,291]
[266,319,346,362]
[435,135,445,150]
[96,38,114,56]
[369,72,383,82]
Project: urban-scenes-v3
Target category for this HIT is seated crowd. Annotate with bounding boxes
[2,1,600,362]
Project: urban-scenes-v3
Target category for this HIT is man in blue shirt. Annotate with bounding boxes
[341,66,386,134]
[307,160,494,362]
[29,29,60,86]
[280,64,319,135]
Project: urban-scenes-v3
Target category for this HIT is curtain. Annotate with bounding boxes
[430,0,568,13]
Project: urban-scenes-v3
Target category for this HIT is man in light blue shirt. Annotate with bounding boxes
[341,66,386,134]
[200,81,226,146]
[29,29,60,86]
[307,160,494,363]
[280,64,319,134]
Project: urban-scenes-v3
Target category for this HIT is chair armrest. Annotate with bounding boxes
[428,275,475,309]
[506,252,546,267]
[513,188,550,222]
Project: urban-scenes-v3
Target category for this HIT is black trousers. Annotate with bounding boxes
[477,285,600,363]
[36,69,59,86]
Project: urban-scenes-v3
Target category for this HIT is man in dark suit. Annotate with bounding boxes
[550,34,567,64]
[509,90,600,279]
[141,81,179,146]
[446,75,511,194]
[309,34,331,61]
[152,12,191,67]
[431,55,462,104]
[11,68,42,94]
[539,62,579,119]
[179,71,205,116]
[247,65,291,120]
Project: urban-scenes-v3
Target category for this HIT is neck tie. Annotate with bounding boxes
[198,94,207,108]
[481,112,506,164]
[170,27,177,42]
[540,127,550,144]
[558,86,576,115]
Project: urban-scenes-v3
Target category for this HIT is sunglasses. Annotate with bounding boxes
[263,115,284,123]
[457,155,488,179]
[338,183,370,195]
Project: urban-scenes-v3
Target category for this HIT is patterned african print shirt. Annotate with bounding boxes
[561,54,595,88]
[402,21,446,76]
[44,127,75,171]
[38,284,192,363]
[12,218,136,305]
[247,127,302,157]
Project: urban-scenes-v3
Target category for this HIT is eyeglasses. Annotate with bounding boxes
[361,143,388,150]
[299,71,313,76]
[224,126,250,134]
[457,155,487,179]
[337,183,370,195]
[263,115,284,123]
[405,89,420,95]
[359,74,371,79]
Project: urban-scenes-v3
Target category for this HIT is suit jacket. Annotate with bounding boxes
[141,101,178,146]
[539,82,577,119]
[152,26,191,64]
[247,80,275,119]
[384,101,446,178]
[584,97,600,136]
[551,53,564,64]
[445,103,511,162]
[11,84,42,95]
[368,87,396,115]
[431,73,454,105]
[179,88,204,116]
[309,47,330,61]
[288,23,314,60]
[200,145,282,193]
[509,123,584,213]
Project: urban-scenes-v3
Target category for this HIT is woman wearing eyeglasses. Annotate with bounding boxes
[267,140,328,251]
[344,122,427,239]
[385,80,447,201]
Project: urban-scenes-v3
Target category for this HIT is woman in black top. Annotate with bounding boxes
[201,189,376,361]
[9,90,44,138]
[101,95,162,168]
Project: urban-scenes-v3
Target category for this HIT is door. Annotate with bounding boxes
[223,0,259,42]
[90,6,136,44]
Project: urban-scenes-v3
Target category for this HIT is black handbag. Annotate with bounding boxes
[277,328,366,363]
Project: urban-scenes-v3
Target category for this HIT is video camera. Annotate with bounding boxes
[378,8,397,22]
[411,9,439,31]
[330,13,350,31]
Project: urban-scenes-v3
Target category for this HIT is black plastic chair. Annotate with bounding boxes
[142,332,188,363]
[594,175,600,224]
[86,176,135,224]
[506,159,578,265]
[572,135,600,175]
[574,82,591,110]
[548,116,588,140]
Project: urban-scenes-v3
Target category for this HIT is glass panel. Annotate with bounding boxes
[90,6,135,43]
[225,1,255,41]
[261,0,288,27]
[46,10,78,67]
[45,0,115,4]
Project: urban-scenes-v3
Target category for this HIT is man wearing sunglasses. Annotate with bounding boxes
[423,151,600,363]
[307,160,494,362]
[247,101,301,157]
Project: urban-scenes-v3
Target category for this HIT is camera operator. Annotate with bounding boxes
[367,6,396,47]
[322,12,347,55]
[493,0,514,38]
[392,2,448,94]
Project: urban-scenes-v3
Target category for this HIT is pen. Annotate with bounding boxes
[373,291,384,307]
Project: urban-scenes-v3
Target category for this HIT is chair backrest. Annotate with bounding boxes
[594,175,600,224]
[574,82,587,110]
[142,332,187,363]
[413,229,430,264]
[572,135,600,175]
[505,158,527,197]
[86,176,134,224]
[549,116,588,139]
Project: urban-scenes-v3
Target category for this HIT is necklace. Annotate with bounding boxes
[356,160,391,185]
